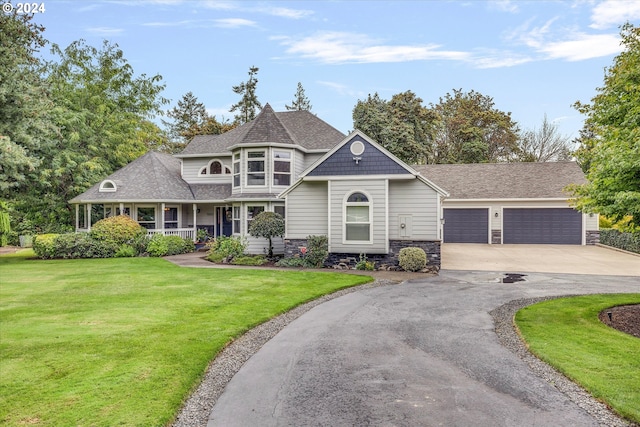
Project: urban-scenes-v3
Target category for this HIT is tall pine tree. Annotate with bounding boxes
[285,82,312,111]
[230,66,261,124]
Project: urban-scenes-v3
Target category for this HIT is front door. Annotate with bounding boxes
[218,207,233,237]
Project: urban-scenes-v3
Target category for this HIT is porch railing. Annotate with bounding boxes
[146,228,195,241]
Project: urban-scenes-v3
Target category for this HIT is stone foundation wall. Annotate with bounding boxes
[491,230,501,244]
[586,230,600,245]
[284,238,441,272]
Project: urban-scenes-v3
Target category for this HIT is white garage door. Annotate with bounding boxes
[503,208,582,244]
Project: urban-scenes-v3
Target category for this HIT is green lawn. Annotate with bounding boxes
[0,250,371,426]
[515,294,640,424]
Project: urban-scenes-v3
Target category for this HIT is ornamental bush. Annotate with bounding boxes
[206,235,246,262]
[398,247,427,272]
[91,215,146,246]
[248,212,285,258]
[305,235,328,268]
[33,234,60,259]
[600,229,640,254]
[146,234,194,257]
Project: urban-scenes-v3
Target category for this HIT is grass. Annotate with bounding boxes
[515,294,640,424]
[0,250,371,426]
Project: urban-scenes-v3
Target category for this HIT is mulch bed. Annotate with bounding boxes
[599,304,640,338]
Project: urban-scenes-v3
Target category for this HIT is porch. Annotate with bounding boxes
[74,202,233,242]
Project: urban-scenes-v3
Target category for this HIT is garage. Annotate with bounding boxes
[503,208,582,245]
[443,208,489,243]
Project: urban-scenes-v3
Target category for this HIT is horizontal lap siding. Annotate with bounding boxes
[182,158,233,184]
[330,180,387,254]
[285,181,328,238]
[246,236,284,255]
[389,180,439,240]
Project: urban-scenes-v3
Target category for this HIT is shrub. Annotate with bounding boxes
[115,244,136,258]
[33,234,60,259]
[91,215,146,246]
[275,256,307,268]
[248,212,285,258]
[232,255,267,266]
[398,247,427,272]
[206,235,246,262]
[355,253,375,271]
[600,229,640,254]
[33,233,119,259]
[146,234,194,257]
[305,235,328,268]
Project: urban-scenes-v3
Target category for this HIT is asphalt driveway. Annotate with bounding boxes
[208,271,639,427]
[442,244,640,276]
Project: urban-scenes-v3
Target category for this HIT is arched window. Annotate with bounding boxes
[99,180,117,192]
[345,191,371,242]
[199,160,225,176]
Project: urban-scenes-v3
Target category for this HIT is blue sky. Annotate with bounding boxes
[30,0,640,140]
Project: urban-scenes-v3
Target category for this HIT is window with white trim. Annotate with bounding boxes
[99,180,116,192]
[247,205,265,231]
[199,160,225,176]
[345,192,371,242]
[164,206,178,229]
[233,153,240,187]
[273,150,291,186]
[232,205,241,234]
[137,206,156,230]
[247,151,265,186]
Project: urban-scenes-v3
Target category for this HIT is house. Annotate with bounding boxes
[70,104,598,270]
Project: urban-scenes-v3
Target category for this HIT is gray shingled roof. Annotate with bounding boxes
[178,103,345,156]
[70,152,229,203]
[413,162,587,199]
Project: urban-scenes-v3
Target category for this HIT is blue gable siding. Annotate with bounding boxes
[307,135,410,176]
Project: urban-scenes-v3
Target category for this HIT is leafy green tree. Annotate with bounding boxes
[248,211,284,258]
[571,23,640,228]
[353,91,436,164]
[163,91,235,151]
[0,11,55,193]
[516,115,573,162]
[230,66,261,124]
[285,82,312,111]
[430,89,519,163]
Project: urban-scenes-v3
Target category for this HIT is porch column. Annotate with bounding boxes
[193,203,198,241]
[119,202,124,216]
[75,204,79,231]
[161,202,165,235]
[87,203,92,231]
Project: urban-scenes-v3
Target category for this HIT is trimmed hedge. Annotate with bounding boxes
[600,229,640,254]
[33,233,119,259]
[91,215,146,245]
[147,234,194,257]
[398,247,427,272]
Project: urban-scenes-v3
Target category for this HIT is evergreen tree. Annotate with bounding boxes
[285,82,312,111]
[230,66,261,124]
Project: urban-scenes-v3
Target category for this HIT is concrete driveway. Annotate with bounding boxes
[208,272,639,427]
[442,244,640,276]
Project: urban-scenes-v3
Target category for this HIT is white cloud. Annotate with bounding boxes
[214,18,257,28]
[590,0,640,29]
[143,18,256,28]
[317,81,364,98]
[472,53,532,68]
[275,32,470,64]
[488,0,519,13]
[538,32,622,61]
[86,26,125,36]
[264,6,314,19]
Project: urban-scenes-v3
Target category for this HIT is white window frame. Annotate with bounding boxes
[99,180,117,192]
[246,150,266,187]
[199,159,226,176]
[343,191,372,244]
[272,150,292,187]
[164,205,179,229]
[136,205,157,230]
[233,152,241,187]
[232,205,241,234]
[246,204,266,232]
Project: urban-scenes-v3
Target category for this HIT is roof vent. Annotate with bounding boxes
[99,180,117,192]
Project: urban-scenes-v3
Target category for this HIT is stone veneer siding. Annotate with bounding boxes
[284,238,441,271]
[491,230,501,244]
[586,230,600,245]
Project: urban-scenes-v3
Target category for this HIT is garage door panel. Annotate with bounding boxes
[503,208,582,245]
[444,209,489,243]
